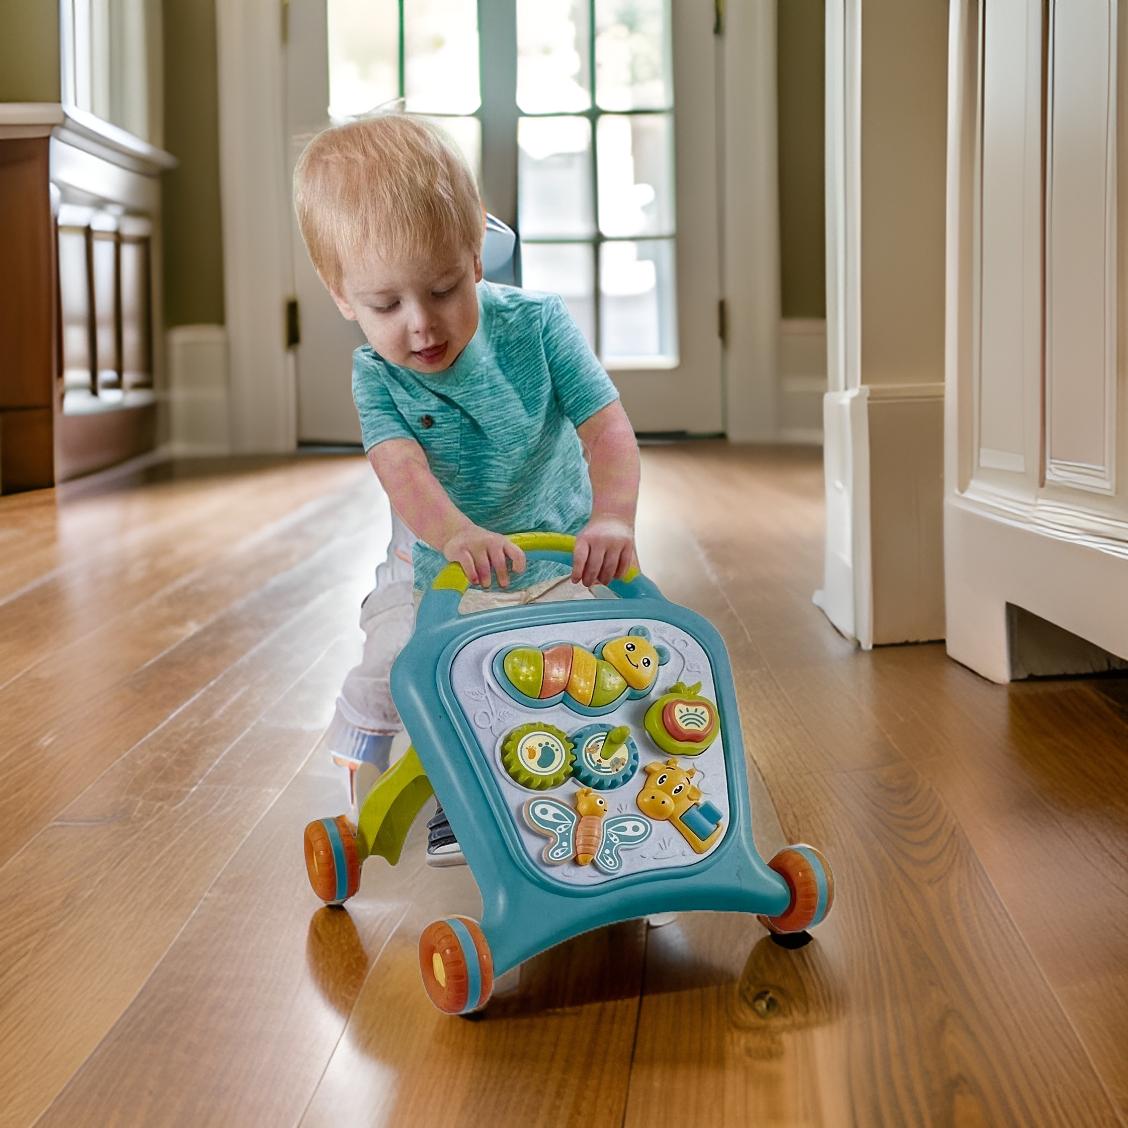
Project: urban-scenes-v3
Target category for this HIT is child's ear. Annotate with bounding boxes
[473,254,483,283]
[329,290,357,321]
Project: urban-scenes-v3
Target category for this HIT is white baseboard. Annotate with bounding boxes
[867,388,945,643]
[815,381,945,649]
[814,387,872,647]
[167,325,231,455]
[778,427,825,445]
[779,319,826,443]
[946,490,1128,683]
[56,444,174,498]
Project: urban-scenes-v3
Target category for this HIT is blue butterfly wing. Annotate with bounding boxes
[524,798,577,864]
[595,814,652,874]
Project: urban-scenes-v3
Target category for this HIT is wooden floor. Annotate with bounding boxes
[1,445,1125,1127]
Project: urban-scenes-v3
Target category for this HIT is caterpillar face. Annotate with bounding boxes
[600,629,669,691]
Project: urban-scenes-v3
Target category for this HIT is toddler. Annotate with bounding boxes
[293,113,641,865]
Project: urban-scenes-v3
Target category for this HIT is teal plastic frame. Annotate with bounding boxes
[390,551,792,976]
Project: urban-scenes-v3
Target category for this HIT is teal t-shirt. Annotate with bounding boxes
[352,281,620,591]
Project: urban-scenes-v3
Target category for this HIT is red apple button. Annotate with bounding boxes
[662,699,717,743]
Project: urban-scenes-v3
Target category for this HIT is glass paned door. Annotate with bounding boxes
[286,0,721,441]
[326,0,482,167]
[517,0,678,366]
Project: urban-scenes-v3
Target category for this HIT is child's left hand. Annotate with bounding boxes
[572,516,637,587]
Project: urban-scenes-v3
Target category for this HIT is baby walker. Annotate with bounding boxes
[303,533,834,1015]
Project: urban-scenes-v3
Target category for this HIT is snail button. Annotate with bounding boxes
[420,414,434,429]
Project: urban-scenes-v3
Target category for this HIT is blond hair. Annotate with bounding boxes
[293,114,483,290]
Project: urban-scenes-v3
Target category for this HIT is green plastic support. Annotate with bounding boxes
[600,725,630,762]
[356,746,434,866]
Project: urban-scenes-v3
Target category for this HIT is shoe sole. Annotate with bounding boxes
[426,850,467,868]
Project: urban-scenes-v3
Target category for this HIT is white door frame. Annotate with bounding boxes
[215,0,297,453]
[214,0,779,451]
[815,0,870,645]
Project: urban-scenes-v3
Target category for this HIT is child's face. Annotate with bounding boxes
[330,246,483,373]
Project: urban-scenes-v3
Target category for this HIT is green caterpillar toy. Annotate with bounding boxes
[492,626,670,716]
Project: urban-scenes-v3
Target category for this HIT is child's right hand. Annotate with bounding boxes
[442,525,527,589]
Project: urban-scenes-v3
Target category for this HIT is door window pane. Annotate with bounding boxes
[595,0,672,111]
[522,243,596,347]
[600,239,677,362]
[65,0,157,142]
[597,114,674,237]
[518,117,595,238]
[405,0,480,113]
[327,0,399,120]
[429,116,482,185]
[517,0,591,112]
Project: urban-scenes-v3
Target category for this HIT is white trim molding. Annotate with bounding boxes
[779,318,826,444]
[167,325,231,456]
[215,0,297,453]
[1043,0,1119,497]
[722,0,781,442]
[867,381,946,403]
[946,495,1128,680]
[813,386,873,646]
[979,448,1026,473]
[817,0,866,645]
[815,383,946,649]
[0,103,175,174]
[824,0,861,399]
[944,0,1128,682]
[0,103,65,139]
[819,0,948,649]
[56,105,176,175]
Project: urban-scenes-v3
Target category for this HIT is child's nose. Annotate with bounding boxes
[408,301,436,335]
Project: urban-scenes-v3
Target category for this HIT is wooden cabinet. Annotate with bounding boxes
[0,136,57,491]
[0,109,171,492]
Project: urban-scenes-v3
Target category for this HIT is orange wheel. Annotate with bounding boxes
[418,916,494,1014]
[303,816,361,905]
[758,844,834,934]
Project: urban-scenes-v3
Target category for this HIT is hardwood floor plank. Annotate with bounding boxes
[37,720,647,1127]
[0,497,380,869]
[2,447,1124,1127]
[33,662,407,1128]
[0,459,368,682]
[856,647,1128,1115]
[622,446,1124,1125]
[298,886,647,1127]
[0,462,269,602]
[0,475,375,742]
[625,760,1121,1127]
[0,600,363,1128]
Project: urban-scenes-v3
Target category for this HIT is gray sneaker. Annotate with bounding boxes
[426,803,466,867]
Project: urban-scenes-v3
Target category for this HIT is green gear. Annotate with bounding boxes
[500,722,575,790]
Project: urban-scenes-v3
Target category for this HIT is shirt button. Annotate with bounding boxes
[420,414,434,429]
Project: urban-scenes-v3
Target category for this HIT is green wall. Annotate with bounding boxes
[0,0,60,101]
[777,0,826,320]
[162,0,225,327]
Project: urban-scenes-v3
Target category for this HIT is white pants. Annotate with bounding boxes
[328,511,598,759]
